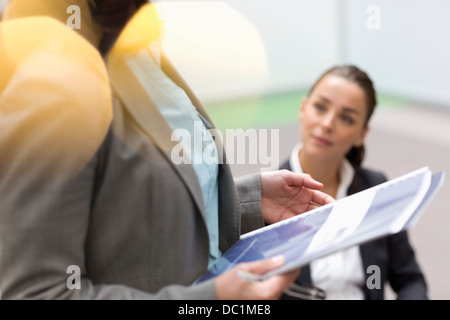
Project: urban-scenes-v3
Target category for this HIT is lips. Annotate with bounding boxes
[312,135,332,146]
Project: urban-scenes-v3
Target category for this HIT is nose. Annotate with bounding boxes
[320,112,335,131]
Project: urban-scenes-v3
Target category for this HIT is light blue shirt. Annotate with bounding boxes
[126,46,221,268]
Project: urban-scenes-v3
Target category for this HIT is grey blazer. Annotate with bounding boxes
[0,43,265,299]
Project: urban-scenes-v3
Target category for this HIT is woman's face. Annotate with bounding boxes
[299,74,369,163]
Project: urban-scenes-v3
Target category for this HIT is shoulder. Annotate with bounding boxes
[348,166,388,194]
[0,17,112,176]
[355,166,388,184]
[1,16,111,112]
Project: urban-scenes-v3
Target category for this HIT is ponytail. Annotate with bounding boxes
[346,145,365,167]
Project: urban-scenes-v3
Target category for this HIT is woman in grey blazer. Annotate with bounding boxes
[0,0,332,299]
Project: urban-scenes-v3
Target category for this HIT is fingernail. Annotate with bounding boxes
[271,255,285,264]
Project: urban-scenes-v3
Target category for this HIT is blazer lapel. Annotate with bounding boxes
[160,53,214,126]
[107,50,206,220]
[161,52,241,248]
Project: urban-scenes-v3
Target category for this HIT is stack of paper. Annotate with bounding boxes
[198,166,445,282]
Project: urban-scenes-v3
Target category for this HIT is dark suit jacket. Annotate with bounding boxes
[280,160,428,300]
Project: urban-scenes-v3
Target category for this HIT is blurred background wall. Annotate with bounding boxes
[156,0,450,107]
[344,0,450,107]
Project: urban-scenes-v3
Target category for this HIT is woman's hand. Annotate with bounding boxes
[215,255,300,300]
[261,170,335,224]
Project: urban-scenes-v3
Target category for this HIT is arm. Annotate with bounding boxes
[0,24,117,298]
[234,173,265,234]
[388,231,428,300]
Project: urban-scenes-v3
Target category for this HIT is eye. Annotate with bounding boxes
[340,114,354,125]
[314,103,326,112]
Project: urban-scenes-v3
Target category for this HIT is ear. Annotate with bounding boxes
[353,125,370,147]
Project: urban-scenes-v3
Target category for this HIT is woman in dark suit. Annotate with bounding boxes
[280,65,428,300]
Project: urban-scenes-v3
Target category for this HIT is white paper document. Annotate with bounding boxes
[197,166,445,282]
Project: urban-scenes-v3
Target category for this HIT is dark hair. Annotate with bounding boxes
[89,0,149,55]
[308,65,377,167]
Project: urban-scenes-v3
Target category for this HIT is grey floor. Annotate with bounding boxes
[228,103,450,300]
